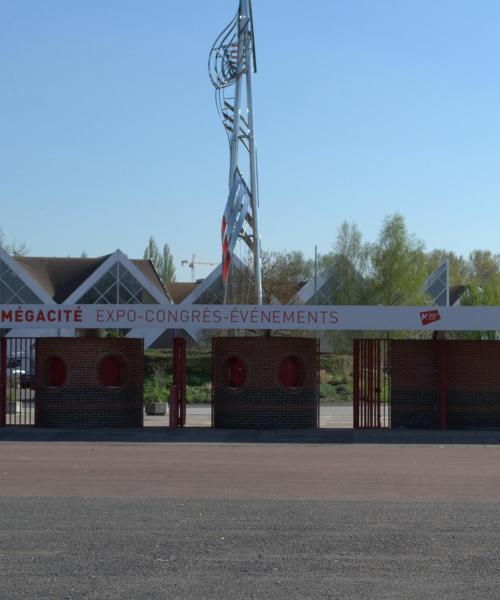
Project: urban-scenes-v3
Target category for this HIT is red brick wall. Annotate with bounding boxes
[391,341,439,428]
[391,340,500,429]
[446,341,500,427]
[212,336,319,429]
[36,338,143,428]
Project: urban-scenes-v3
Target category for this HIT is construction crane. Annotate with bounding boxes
[181,255,217,282]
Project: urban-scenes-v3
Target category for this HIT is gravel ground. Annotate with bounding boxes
[1,498,499,600]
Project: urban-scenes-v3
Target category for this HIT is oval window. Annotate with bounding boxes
[98,356,122,387]
[224,356,247,389]
[278,356,302,389]
[44,356,66,387]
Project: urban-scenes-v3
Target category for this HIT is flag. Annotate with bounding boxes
[221,169,250,283]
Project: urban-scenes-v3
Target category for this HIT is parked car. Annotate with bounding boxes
[20,369,36,389]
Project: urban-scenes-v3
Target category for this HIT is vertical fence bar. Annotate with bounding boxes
[363,340,367,428]
[360,340,364,427]
[211,337,215,428]
[360,340,364,428]
[353,339,359,429]
[34,338,39,427]
[0,338,6,426]
[387,339,391,428]
[382,339,386,428]
[367,340,373,427]
[354,338,391,430]
[21,338,26,425]
[12,338,16,426]
[316,339,320,429]
[375,340,382,427]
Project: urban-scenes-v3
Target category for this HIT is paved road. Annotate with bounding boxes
[1,442,500,599]
[1,497,499,600]
[1,443,500,501]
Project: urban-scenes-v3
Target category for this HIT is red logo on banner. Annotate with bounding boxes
[420,309,441,326]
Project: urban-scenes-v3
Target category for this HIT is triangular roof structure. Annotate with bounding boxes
[0,246,55,305]
[3,249,173,345]
[165,281,199,304]
[2,249,253,348]
[423,259,449,307]
[62,250,169,305]
[294,257,365,305]
[13,255,110,303]
[147,256,250,348]
[12,253,169,304]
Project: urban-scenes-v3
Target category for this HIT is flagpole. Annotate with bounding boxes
[242,0,262,305]
[210,0,263,307]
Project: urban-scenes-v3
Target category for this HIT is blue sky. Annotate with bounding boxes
[2,0,500,280]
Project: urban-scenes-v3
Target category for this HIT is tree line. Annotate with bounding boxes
[4,218,500,309]
[261,213,500,307]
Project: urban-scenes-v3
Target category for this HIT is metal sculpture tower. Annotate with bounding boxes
[209,0,263,305]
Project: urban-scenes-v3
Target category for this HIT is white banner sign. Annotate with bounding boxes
[2,304,500,331]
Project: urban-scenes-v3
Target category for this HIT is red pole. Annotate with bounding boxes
[0,338,6,426]
[376,340,381,428]
[173,337,187,427]
[438,340,447,430]
[180,338,186,426]
[367,341,373,427]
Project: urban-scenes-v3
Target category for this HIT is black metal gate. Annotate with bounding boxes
[353,339,391,429]
[0,337,37,426]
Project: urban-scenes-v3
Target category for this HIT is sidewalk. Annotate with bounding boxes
[144,404,354,429]
[0,425,499,445]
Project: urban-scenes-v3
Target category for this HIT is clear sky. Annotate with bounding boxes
[2,1,500,280]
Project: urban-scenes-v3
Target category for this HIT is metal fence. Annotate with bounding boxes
[0,337,37,426]
[353,339,391,429]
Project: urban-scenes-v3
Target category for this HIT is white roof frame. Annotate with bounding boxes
[63,249,169,306]
[137,256,248,348]
[179,255,247,306]
[293,259,366,305]
[62,249,172,348]
[1,247,57,338]
[294,270,331,304]
[0,246,56,305]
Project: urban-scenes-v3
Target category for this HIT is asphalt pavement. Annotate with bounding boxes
[1,497,499,600]
[1,431,500,598]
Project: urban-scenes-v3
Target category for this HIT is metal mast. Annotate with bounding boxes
[209,0,263,305]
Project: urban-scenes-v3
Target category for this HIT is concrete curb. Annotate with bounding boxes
[1,426,500,445]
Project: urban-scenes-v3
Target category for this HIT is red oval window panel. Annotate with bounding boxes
[278,356,301,389]
[44,356,66,387]
[226,356,247,389]
[98,356,122,387]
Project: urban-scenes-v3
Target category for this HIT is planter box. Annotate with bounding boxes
[145,402,167,416]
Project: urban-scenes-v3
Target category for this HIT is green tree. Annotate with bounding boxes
[144,237,161,266]
[467,250,500,288]
[160,244,176,284]
[144,237,176,284]
[0,227,28,256]
[333,221,370,277]
[368,213,426,305]
[261,250,313,304]
[319,221,370,305]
